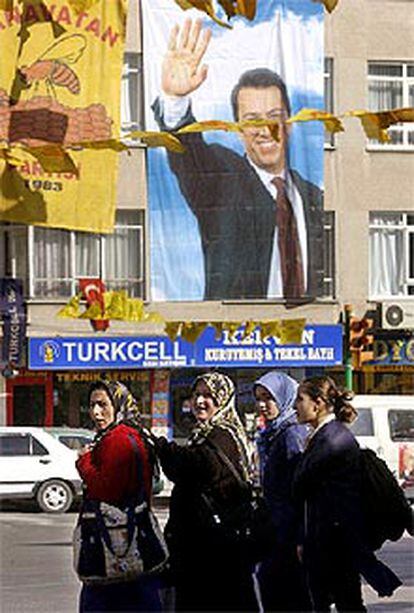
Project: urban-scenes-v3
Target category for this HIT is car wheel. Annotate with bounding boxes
[36,480,74,513]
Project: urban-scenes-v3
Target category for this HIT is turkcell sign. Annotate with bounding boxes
[28,325,342,370]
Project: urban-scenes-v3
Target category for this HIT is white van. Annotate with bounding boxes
[350,395,414,500]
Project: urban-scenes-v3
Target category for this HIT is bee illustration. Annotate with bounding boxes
[20,34,87,97]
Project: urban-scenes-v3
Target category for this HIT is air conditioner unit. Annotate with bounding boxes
[382,302,414,330]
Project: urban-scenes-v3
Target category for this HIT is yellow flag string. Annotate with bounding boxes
[57,292,306,345]
[2,106,411,173]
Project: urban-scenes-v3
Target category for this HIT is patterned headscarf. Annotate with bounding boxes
[189,371,251,479]
[89,379,142,428]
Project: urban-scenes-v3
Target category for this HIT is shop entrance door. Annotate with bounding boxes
[6,373,53,426]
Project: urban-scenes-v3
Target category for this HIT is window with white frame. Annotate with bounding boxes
[324,57,334,147]
[368,62,414,148]
[322,211,335,298]
[369,212,414,297]
[121,52,143,134]
[1,211,145,299]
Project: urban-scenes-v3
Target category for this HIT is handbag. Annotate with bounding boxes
[201,438,277,564]
[73,434,168,585]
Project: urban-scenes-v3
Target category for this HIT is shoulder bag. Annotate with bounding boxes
[73,434,168,585]
[201,437,277,564]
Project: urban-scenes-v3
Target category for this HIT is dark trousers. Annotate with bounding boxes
[304,534,366,613]
[79,576,162,612]
[174,569,258,612]
[257,544,311,612]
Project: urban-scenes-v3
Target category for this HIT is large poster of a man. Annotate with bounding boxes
[143,0,324,301]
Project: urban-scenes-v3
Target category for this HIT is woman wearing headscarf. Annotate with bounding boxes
[76,380,162,612]
[154,371,258,612]
[254,371,310,612]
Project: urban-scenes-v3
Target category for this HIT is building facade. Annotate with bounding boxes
[1,0,413,430]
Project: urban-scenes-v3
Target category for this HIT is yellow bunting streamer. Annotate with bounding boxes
[161,319,306,345]
[313,0,339,12]
[125,131,186,153]
[57,294,82,318]
[278,319,306,345]
[173,0,232,29]
[181,322,206,343]
[260,320,282,341]
[287,108,344,134]
[165,322,183,342]
[57,290,164,326]
[346,108,414,143]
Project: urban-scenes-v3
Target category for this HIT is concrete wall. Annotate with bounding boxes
[17,1,414,339]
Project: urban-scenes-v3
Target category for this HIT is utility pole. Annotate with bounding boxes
[344,304,353,391]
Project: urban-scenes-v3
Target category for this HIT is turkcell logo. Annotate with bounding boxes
[29,337,191,370]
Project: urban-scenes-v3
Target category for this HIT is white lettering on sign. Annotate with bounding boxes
[60,339,187,366]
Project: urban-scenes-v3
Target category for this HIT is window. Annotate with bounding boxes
[368,62,414,148]
[324,57,334,147]
[350,408,374,437]
[322,211,335,298]
[388,410,414,442]
[369,212,414,297]
[0,434,30,456]
[32,437,48,455]
[121,52,143,135]
[1,210,145,299]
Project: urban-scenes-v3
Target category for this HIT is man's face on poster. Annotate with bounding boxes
[237,85,289,176]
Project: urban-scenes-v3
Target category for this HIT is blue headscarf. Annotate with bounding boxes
[254,371,301,471]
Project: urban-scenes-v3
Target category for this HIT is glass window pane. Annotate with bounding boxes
[407,65,414,77]
[75,233,101,278]
[368,80,402,110]
[105,210,144,297]
[34,228,72,297]
[121,53,143,132]
[368,64,403,77]
[32,437,48,456]
[350,408,374,437]
[0,434,30,455]
[388,410,414,442]
[409,233,414,279]
[369,212,404,226]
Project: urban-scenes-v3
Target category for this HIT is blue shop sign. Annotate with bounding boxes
[28,325,343,370]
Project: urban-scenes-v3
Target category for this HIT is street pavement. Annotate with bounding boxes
[0,501,413,613]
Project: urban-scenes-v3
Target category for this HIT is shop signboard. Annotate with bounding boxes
[28,325,342,370]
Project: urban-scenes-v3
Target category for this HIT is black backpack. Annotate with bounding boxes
[360,448,414,550]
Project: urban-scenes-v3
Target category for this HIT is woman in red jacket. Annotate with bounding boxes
[76,380,161,612]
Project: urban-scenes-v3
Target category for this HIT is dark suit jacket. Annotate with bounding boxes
[153,99,324,301]
[292,419,402,596]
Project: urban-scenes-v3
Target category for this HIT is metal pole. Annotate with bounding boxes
[344,304,353,391]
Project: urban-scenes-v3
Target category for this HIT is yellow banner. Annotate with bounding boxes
[0,0,127,232]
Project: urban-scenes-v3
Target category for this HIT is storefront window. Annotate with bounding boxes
[53,371,152,428]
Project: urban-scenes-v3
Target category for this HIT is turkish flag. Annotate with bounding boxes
[79,278,109,332]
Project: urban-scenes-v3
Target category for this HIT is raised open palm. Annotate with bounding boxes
[162,19,212,97]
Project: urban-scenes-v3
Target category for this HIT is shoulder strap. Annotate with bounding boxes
[205,436,244,486]
[127,432,148,506]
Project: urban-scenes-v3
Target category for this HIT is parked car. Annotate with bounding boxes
[0,426,83,513]
[350,395,414,501]
[45,427,95,451]
[0,426,164,512]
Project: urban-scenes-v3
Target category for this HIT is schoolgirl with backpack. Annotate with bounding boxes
[293,376,412,612]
